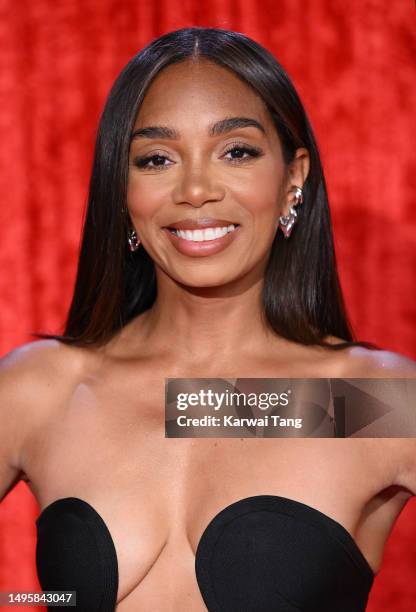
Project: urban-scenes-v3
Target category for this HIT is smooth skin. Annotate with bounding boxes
[1,59,416,611]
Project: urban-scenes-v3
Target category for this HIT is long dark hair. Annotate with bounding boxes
[34,26,378,351]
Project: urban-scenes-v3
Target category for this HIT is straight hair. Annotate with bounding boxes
[34,26,378,351]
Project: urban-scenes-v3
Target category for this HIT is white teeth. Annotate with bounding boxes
[173,224,237,242]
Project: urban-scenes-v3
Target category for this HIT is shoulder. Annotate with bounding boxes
[0,338,87,388]
[0,339,89,469]
[335,345,416,378]
[334,345,416,495]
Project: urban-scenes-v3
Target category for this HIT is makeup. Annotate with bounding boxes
[162,224,241,257]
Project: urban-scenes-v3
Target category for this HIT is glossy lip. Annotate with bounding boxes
[162,224,241,257]
[163,217,240,231]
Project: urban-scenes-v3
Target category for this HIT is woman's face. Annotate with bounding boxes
[127,58,308,288]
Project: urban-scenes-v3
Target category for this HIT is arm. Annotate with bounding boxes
[340,347,416,495]
[0,339,70,502]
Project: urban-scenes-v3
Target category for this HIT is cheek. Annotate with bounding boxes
[231,164,283,220]
[127,175,164,219]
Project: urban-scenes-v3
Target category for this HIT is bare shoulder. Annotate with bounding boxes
[333,345,416,495]
[0,338,87,390]
[335,345,416,378]
[0,339,88,474]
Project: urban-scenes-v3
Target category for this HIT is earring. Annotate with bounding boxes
[278,186,304,239]
[127,228,141,252]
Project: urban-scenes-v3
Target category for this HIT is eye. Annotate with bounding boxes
[133,153,173,171]
[132,143,263,172]
[222,143,263,163]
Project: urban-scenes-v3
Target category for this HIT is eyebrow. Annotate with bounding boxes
[130,117,266,141]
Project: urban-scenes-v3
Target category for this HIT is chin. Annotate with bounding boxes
[174,270,241,289]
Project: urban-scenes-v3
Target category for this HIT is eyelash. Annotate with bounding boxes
[133,144,263,171]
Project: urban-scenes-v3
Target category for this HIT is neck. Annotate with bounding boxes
[127,267,285,367]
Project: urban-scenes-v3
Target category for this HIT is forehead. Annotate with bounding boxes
[134,59,273,129]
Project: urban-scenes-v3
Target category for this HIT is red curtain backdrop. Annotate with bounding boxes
[0,1,415,611]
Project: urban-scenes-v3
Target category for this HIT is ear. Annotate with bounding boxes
[280,148,310,216]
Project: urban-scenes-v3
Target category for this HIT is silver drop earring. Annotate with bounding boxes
[278,186,304,239]
[127,228,141,252]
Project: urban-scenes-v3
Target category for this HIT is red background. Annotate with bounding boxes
[0,1,415,610]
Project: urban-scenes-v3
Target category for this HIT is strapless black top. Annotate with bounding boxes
[35,494,375,611]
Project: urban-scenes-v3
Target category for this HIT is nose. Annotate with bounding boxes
[172,160,226,208]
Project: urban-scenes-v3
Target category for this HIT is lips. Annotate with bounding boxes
[164,217,240,231]
[162,222,241,257]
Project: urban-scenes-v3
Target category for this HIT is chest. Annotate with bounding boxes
[28,368,391,505]
[26,367,402,603]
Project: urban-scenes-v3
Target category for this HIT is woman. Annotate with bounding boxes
[1,26,415,612]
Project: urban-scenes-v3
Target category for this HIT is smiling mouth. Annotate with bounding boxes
[166,224,240,242]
